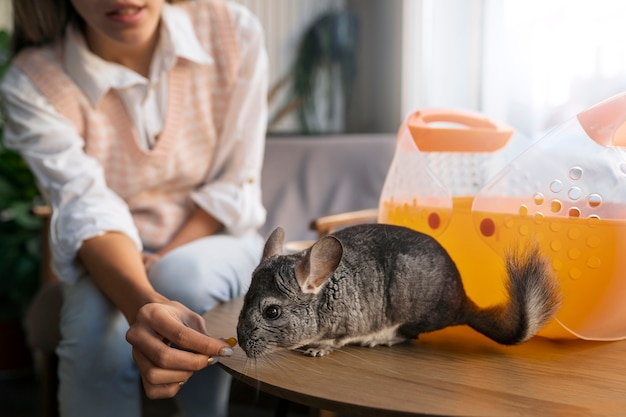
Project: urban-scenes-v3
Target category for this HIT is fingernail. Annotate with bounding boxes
[207,357,218,365]
[226,337,237,347]
[218,347,234,357]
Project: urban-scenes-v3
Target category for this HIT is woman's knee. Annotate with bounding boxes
[149,249,220,312]
[148,233,262,313]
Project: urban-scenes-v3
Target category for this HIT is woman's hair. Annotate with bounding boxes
[11,0,74,55]
[10,0,186,55]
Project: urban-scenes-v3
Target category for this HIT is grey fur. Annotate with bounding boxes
[237,224,562,358]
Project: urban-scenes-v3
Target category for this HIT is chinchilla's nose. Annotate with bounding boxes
[236,323,251,354]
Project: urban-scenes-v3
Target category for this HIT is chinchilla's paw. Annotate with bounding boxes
[302,346,334,357]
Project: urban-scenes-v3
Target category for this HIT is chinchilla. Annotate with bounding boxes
[237,223,561,358]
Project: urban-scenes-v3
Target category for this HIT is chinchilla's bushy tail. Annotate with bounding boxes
[465,244,562,345]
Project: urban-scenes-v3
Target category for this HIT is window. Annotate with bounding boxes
[484,0,626,137]
[404,0,626,139]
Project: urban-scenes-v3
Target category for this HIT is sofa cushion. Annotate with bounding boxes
[260,134,395,243]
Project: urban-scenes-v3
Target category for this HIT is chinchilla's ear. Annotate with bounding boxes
[295,235,343,294]
[262,227,285,260]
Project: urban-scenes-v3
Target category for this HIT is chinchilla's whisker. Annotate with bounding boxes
[240,352,307,401]
[242,359,259,399]
[328,347,403,376]
[235,357,264,401]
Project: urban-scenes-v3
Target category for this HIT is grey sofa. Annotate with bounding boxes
[260,134,395,241]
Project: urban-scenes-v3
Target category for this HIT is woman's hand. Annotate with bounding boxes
[78,232,236,398]
[125,300,235,399]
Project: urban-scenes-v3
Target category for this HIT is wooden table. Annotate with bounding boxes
[204,297,626,417]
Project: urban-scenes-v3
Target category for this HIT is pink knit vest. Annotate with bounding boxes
[13,1,240,249]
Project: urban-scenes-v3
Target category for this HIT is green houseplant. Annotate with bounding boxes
[0,29,43,322]
[269,8,359,133]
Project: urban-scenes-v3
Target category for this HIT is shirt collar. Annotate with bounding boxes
[161,3,213,66]
[64,3,213,106]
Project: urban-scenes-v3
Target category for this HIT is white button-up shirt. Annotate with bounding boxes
[0,2,268,282]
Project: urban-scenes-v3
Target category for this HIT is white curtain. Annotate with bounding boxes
[404,0,626,139]
[483,0,626,138]
[402,0,483,119]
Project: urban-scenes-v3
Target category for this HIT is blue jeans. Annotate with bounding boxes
[56,231,263,417]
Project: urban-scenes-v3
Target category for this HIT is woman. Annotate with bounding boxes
[0,0,268,416]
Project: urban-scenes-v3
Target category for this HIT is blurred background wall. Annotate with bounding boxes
[3,0,626,138]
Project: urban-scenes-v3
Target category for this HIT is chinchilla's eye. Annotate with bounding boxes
[263,305,282,320]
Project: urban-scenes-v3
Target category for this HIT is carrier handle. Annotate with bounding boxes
[407,109,514,152]
[577,92,626,147]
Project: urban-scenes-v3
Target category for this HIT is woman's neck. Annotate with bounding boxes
[85,24,160,78]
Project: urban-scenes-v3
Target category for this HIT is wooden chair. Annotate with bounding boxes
[309,208,379,237]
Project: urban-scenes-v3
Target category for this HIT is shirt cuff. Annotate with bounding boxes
[49,198,142,284]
